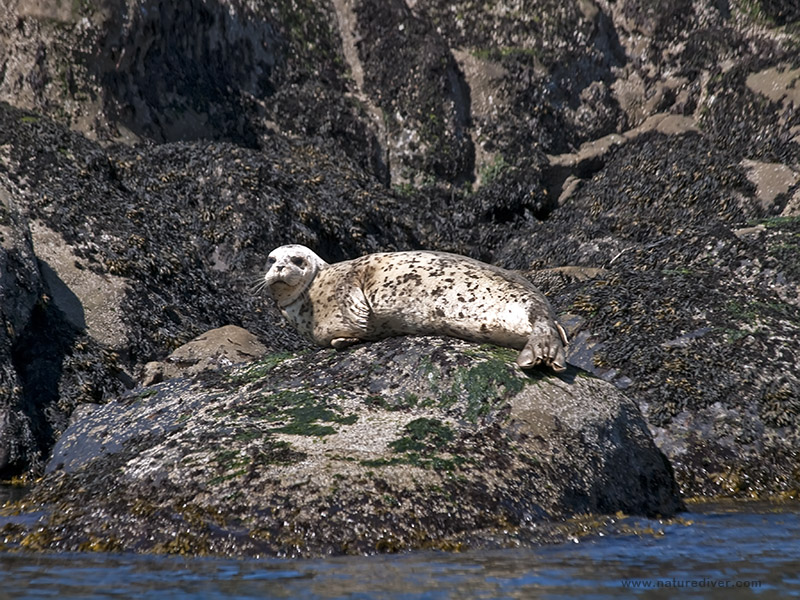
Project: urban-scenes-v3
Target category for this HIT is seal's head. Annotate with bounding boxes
[263,245,327,307]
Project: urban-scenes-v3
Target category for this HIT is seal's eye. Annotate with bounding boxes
[266,257,276,265]
[291,257,306,267]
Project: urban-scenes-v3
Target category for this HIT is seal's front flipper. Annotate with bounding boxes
[517,321,568,372]
[336,268,373,336]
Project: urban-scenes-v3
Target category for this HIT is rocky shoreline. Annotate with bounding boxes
[1,0,799,557]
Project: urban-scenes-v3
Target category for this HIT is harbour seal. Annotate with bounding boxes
[262,245,568,371]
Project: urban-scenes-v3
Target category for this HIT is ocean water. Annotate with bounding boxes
[1,499,799,599]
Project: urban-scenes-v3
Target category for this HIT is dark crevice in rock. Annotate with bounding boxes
[7,301,78,478]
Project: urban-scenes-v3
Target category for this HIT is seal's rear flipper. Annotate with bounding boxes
[331,337,361,349]
[516,321,568,372]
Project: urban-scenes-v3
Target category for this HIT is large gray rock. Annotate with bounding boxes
[23,336,681,556]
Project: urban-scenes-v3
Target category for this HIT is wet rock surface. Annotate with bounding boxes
[0,0,799,556]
